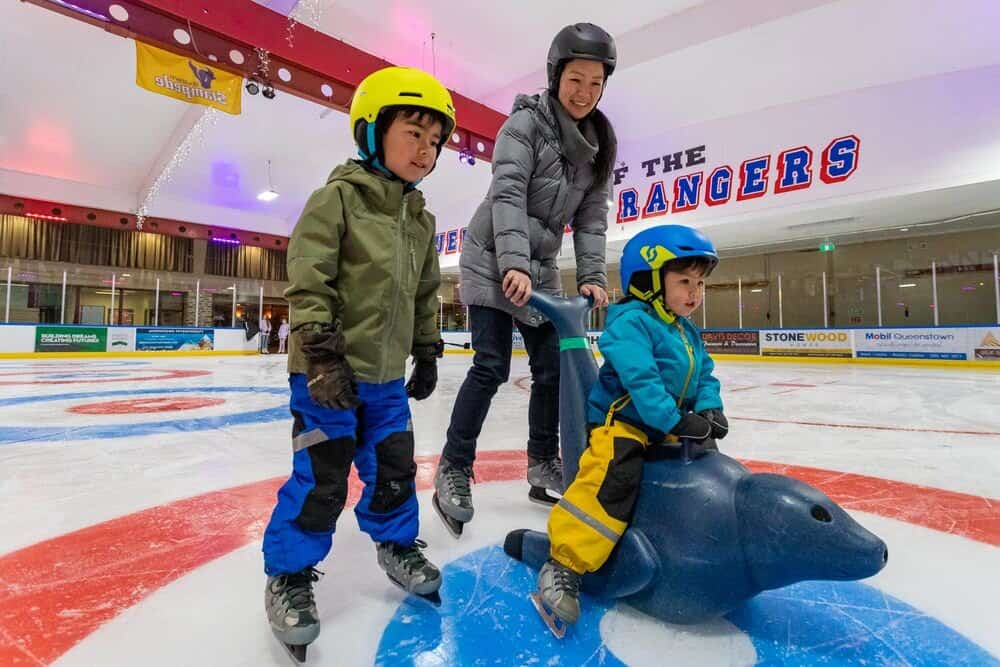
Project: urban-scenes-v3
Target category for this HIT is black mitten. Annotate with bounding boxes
[698,408,729,440]
[669,412,713,441]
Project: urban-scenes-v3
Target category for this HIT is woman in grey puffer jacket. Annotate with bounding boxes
[434,23,618,537]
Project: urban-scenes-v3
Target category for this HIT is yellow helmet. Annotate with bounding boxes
[349,66,457,162]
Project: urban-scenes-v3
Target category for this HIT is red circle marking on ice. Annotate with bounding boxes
[67,396,226,415]
[0,368,210,385]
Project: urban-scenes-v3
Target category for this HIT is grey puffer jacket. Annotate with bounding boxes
[459,93,610,325]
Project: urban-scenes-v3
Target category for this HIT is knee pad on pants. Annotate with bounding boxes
[295,435,357,533]
[370,431,417,513]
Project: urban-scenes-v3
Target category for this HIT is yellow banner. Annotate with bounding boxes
[135,41,242,115]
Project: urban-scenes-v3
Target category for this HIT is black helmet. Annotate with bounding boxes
[546,23,617,89]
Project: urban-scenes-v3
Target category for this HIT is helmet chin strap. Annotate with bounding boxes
[628,269,677,325]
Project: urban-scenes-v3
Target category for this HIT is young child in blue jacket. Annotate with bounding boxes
[535,224,730,631]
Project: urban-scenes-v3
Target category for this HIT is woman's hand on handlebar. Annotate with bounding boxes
[579,284,609,308]
[503,269,533,307]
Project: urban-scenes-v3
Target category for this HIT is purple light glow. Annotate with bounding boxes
[211,237,241,245]
[52,0,108,21]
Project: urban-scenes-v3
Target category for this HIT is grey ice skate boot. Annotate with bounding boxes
[376,538,442,605]
[531,559,581,639]
[265,566,322,662]
[527,455,564,506]
[432,459,474,538]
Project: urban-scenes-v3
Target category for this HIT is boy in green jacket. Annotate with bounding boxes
[262,66,454,659]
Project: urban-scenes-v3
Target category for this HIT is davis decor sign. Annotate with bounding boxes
[854,329,967,360]
[613,136,860,223]
[35,326,107,353]
[701,330,760,355]
[761,330,852,358]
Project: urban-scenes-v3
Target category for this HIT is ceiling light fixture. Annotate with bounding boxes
[245,78,260,95]
[458,148,475,166]
[899,283,917,288]
[257,159,279,202]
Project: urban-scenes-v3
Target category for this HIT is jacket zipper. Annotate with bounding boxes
[379,196,407,382]
[673,320,695,408]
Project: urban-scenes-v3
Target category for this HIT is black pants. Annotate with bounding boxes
[441,305,560,468]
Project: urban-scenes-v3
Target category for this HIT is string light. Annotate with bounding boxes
[286,0,330,47]
[135,109,219,230]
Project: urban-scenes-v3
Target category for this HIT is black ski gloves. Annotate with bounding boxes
[300,325,361,410]
[698,408,729,440]
[405,340,444,400]
[669,412,713,441]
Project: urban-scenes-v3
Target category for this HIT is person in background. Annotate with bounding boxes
[259,315,272,354]
[277,317,290,354]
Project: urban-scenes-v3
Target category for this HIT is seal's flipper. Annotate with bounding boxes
[583,529,659,599]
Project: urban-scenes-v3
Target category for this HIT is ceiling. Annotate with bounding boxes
[1,0,999,276]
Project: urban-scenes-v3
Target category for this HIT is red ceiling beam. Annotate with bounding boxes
[23,0,505,161]
[0,193,290,250]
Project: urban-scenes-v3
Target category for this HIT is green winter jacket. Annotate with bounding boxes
[285,160,441,383]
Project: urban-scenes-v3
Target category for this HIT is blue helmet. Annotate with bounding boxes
[619,225,718,323]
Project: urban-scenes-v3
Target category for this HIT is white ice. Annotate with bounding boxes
[0,354,996,666]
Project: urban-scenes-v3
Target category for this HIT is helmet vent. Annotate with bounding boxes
[398,91,423,98]
[678,245,694,251]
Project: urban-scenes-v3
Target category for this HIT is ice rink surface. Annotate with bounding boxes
[0,354,997,666]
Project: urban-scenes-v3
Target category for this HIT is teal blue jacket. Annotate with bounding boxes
[586,299,723,437]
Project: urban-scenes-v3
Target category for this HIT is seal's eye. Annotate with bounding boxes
[810,505,832,523]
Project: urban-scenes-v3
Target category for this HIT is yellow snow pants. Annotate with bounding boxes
[548,396,659,574]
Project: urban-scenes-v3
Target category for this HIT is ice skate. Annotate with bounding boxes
[265,566,322,662]
[527,456,564,506]
[432,459,474,538]
[376,538,442,605]
[530,559,581,639]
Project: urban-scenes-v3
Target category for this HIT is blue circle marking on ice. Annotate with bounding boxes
[375,546,996,667]
[0,386,289,445]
